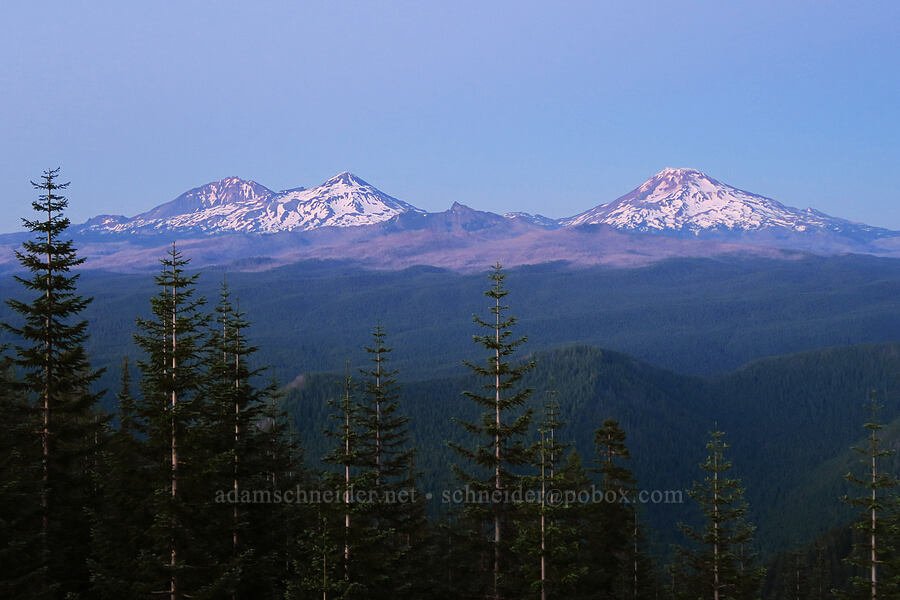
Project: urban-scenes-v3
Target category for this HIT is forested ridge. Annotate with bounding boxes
[285,342,900,551]
[2,170,900,599]
[5,250,900,399]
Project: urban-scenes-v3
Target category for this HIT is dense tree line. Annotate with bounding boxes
[1,170,899,598]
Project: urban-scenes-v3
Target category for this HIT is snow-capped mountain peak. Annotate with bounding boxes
[321,171,368,186]
[267,172,423,231]
[75,167,890,245]
[81,172,423,235]
[560,167,873,234]
[137,177,275,222]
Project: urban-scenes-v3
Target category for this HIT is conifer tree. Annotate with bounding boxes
[552,449,595,598]
[586,418,639,600]
[535,396,564,600]
[355,325,425,600]
[839,392,899,600]
[290,507,345,600]
[132,244,209,600]
[0,347,43,597]
[89,357,154,598]
[676,427,764,600]
[509,393,586,599]
[321,365,369,598]
[512,445,594,600]
[251,387,311,600]
[357,326,416,509]
[2,168,105,598]
[196,280,291,598]
[200,280,309,599]
[450,262,534,599]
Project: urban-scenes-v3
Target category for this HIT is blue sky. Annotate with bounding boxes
[2,1,898,231]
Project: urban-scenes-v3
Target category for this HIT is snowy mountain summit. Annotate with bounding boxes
[82,172,423,234]
[271,172,422,231]
[78,167,890,246]
[561,167,873,234]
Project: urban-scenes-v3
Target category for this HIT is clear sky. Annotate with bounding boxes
[2,0,898,232]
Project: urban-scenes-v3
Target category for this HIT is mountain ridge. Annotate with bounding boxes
[1,168,895,273]
[74,167,896,239]
[78,171,423,235]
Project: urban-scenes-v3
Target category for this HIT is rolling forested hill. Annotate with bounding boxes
[2,254,900,402]
[283,342,900,556]
[2,253,898,559]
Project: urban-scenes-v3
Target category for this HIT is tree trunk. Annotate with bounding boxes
[42,183,52,590]
[375,346,381,489]
[344,375,351,583]
[540,428,546,600]
[233,302,240,600]
[322,515,328,600]
[713,449,720,600]
[870,439,877,600]
[634,521,639,600]
[493,292,501,600]
[170,254,178,600]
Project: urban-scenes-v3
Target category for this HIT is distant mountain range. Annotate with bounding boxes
[81,172,422,234]
[76,167,892,237]
[2,167,898,272]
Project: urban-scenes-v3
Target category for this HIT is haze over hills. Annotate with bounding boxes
[3,167,899,272]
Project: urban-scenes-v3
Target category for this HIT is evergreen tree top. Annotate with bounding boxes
[3,167,101,389]
[22,168,73,234]
[844,390,898,503]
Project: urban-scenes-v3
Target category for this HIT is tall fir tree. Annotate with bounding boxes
[320,364,369,599]
[675,427,764,600]
[585,418,648,600]
[132,244,210,600]
[199,279,307,599]
[550,449,596,599]
[1,168,105,598]
[290,504,346,600]
[355,325,425,600]
[509,393,590,600]
[89,357,155,598]
[257,388,313,600]
[839,391,899,600]
[450,262,535,600]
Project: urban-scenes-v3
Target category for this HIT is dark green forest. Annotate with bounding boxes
[284,343,900,552]
[3,249,900,401]
[2,171,900,599]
